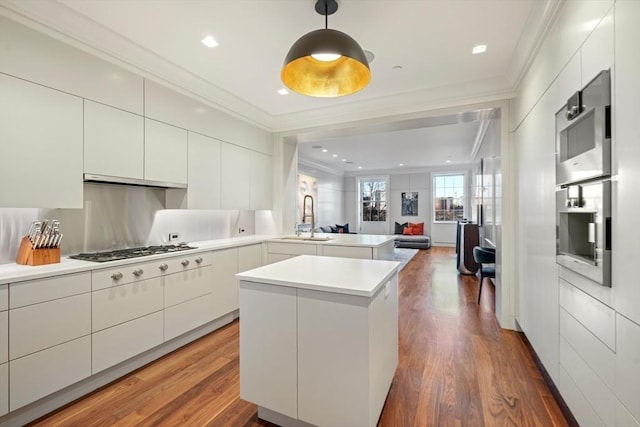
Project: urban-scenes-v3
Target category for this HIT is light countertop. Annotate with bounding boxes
[236,255,400,298]
[0,235,272,285]
[268,233,396,247]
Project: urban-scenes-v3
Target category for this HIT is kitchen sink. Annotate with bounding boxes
[279,236,333,241]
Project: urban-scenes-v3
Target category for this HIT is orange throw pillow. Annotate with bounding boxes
[409,222,424,235]
[402,226,413,235]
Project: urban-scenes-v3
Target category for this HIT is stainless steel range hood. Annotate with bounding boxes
[83,174,187,189]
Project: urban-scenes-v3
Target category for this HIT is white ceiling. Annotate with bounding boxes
[0,0,559,171]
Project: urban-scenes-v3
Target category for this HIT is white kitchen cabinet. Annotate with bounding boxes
[164,264,213,308]
[581,9,613,88]
[321,245,373,259]
[0,363,7,417]
[91,260,161,291]
[92,277,164,332]
[92,311,164,374]
[10,336,91,411]
[84,100,144,180]
[10,293,91,360]
[250,151,272,210]
[616,314,640,422]
[0,73,83,208]
[164,294,214,341]
[221,143,251,209]
[211,248,240,319]
[185,132,222,209]
[0,312,7,365]
[0,285,7,311]
[238,244,263,273]
[10,272,91,309]
[266,242,318,257]
[266,253,292,265]
[143,79,272,156]
[144,118,188,185]
[0,17,143,114]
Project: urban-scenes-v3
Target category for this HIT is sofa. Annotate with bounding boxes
[393,222,431,249]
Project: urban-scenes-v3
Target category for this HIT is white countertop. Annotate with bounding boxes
[0,235,272,285]
[268,233,396,247]
[236,255,400,298]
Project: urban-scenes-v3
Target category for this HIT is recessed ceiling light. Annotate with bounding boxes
[277,88,289,95]
[446,159,451,163]
[322,149,328,153]
[332,154,338,158]
[201,35,219,48]
[358,166,363,169]
[342,158,347,162]
[472,44,487,54]
[399,163,404,166]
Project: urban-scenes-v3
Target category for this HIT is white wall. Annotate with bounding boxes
[343,166,471,244]
[513,1,640,425]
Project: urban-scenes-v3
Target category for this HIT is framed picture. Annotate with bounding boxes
[401,192,418,216]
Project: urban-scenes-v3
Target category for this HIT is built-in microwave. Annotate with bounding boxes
[556,70,611,185]
[556,180,611,286]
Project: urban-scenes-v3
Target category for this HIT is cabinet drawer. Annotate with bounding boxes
[10,293,91,360]
[10,336,91,411]
[238,244,263,272]
[10,272,90,309]
[560,307,614,388]
[0,363,6,417]
[321,245,373,259]
[92,277,164,332]
[165,265,213,308]
[558,366,604,427]
[267,242,318,256]
[0,285,7,311]
[267,253,292,265]
[92,260,162,291]
[0,312,6,364]
[163,252,212,274]
[92,311,164,374]
[560,336,615,426]
[559,278,615,350]
[616,314,640,422]
[165,294,214,341]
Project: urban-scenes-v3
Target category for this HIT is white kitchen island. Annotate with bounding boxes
[236,255,400,427]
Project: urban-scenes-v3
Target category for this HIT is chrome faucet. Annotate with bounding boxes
[302,195,315,238]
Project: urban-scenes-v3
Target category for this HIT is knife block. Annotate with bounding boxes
[16,236,61,266]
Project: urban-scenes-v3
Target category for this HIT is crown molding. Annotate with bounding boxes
[298,158,345,177]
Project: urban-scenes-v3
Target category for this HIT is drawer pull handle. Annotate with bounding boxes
[133,268,144,277]
[181,259,190,267]
[159,263,168,271]
[111,272,123,281]
[195,257,203,264]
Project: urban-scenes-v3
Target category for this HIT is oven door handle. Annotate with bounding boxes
[588,222,596,243]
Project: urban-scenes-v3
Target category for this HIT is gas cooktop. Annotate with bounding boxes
[70,244,198,263]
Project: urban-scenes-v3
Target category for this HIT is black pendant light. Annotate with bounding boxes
[281,0,371,97]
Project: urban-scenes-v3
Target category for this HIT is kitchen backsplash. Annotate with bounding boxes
[0,182,270,265]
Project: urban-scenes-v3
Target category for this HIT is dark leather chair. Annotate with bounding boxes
[473,246,495,304]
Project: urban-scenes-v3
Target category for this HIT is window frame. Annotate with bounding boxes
[431,171,468,224]
[357,176,389,224]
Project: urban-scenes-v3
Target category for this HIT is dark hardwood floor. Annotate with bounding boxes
[30,247,568,426]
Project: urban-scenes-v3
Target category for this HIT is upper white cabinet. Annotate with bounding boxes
[221,143,252,210]
[186,132,221,209]
[84,100,144,180]
[0,74,83,208]
[211,248,240,319]
[144,79,272,156]
[250,151,272,210]
[144,119,188,185]
[0,17,143,114]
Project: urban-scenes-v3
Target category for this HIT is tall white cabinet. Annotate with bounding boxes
[0,74,83,208]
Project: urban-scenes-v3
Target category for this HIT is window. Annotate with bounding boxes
[360,178,387,222]
[433,174,465,222]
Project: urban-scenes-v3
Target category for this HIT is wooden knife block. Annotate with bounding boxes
[16,236,61,266]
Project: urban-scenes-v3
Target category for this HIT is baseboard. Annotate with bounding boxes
[518,330,579,427]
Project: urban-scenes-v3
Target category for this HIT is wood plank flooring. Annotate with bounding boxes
[30,247,569,426]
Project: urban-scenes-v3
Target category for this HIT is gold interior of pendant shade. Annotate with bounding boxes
[281,28,371,97]
[281,56,370,97]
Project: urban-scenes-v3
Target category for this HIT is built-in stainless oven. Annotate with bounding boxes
[556,69,612,286]
[556,180,611,286]
[556,70,611,185]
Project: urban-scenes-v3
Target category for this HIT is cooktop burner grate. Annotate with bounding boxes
[70,244,198,262]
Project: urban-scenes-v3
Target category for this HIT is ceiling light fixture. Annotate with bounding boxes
[277,88,289,95]
[332,154,338,158]
[322,149,328,153]
[201,35,218,48]
[472,44,487,54]
[281,0,370,97]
